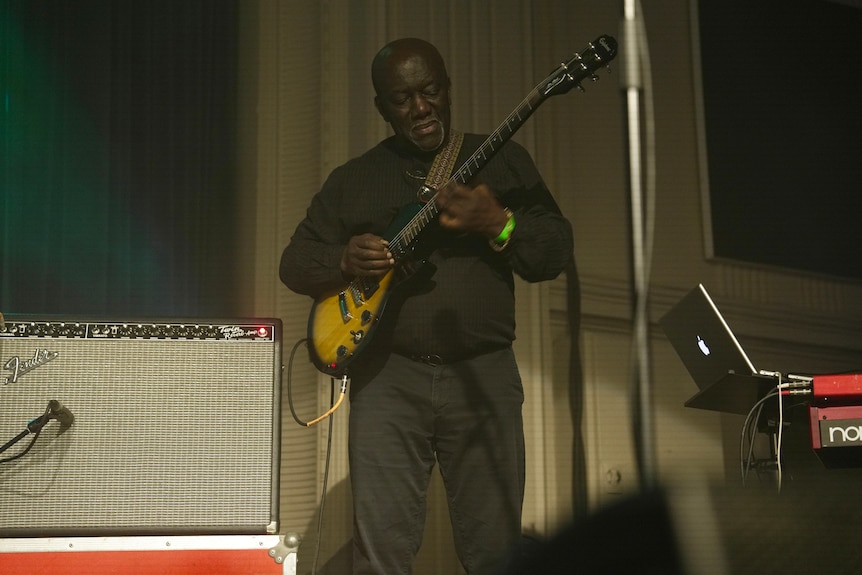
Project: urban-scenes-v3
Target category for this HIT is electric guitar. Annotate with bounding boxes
[307,34,618,377]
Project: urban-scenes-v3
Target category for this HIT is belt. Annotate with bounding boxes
[399,350,492,367]
[405,353,445,367]
[396,345,509,368]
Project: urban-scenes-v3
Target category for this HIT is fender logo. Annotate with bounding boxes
[3,349,60,385]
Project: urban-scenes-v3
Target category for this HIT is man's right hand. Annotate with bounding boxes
[340,234,394,280]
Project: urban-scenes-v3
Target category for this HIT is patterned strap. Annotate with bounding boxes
[424,129,464,191]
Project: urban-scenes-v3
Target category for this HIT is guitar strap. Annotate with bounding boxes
[418,129,463,203]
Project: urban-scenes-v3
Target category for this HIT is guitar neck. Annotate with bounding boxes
[452,88,547,186]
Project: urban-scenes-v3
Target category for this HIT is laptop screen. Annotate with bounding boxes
[659,283,757,391]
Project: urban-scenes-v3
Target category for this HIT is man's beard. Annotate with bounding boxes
[411,121,446,152]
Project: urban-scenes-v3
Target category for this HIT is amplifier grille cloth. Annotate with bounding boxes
[0,321,280,536]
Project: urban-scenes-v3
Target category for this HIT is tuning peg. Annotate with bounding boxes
[590,74,600,82]
[576,84,585,93]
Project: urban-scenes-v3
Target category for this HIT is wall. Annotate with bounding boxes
[237,1,862,572]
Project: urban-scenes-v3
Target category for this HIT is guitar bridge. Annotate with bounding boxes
[351,278,379,305]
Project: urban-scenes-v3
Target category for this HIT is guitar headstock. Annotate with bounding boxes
[539,34,618,97]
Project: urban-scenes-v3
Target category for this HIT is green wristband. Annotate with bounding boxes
[490,208,515,251]
[495,209,515,243]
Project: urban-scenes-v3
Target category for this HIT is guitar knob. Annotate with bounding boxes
[350,330,364,344]
[336,345,349,358]
[361,310,373,325]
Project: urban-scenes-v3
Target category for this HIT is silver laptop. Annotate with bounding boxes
[660,284,772,414]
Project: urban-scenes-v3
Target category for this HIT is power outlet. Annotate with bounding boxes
[602,464,630,495]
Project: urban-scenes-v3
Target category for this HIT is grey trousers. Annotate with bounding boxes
[348,347,526,575]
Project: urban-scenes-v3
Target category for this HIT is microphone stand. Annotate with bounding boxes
[622,0,657,490]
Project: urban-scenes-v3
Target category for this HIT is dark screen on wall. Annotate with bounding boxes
[697,0,862,279]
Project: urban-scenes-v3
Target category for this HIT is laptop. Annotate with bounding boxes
[659,283,774,414]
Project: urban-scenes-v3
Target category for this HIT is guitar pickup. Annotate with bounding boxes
[338,292,353,324]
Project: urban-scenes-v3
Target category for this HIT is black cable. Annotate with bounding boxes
[283,336,341,574]
[743,402,766,482]
[739,388,780,485]
[0,432,40,463]
[0,401,52,464]
[286,337,313,427]
[311,378,337,575]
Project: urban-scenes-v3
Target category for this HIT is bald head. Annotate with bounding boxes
[371,38,448,97]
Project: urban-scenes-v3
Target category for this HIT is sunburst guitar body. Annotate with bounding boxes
[307,268,397,377]
[307,202,425,376]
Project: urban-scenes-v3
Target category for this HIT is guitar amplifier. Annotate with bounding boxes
[0,315,282,537]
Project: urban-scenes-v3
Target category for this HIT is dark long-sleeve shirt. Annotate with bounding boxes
[280,133,573,362]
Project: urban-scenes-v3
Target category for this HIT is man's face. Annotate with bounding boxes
[374,53,451,153]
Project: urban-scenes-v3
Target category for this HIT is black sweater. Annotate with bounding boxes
[280,133,573,362]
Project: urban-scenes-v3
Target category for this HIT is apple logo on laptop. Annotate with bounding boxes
[697,335,711,356]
